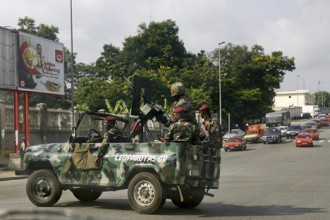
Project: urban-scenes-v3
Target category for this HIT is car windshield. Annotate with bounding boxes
[75,113,128,139]
[298,134,311,138]
[288,126,301,131]
[265,129,279,135]
[231,130,240,134]
[227,138,241,142]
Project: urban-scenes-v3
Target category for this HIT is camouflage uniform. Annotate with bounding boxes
[201,117,222,149]
[199,104,222,150]
[170,82,200,143]
[164,119,196,143]
[173,96,196,123]
[172,97,200,143]
[97,127,121,156]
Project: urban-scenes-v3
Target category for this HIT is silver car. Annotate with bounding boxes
[223,129,245,141]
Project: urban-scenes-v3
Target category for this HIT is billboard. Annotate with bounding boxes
[0,27,18,90]
[17,32,65,95]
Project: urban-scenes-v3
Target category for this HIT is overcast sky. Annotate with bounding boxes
[1,0,329,93]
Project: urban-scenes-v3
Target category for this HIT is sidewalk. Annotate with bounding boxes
[0,157,27,181]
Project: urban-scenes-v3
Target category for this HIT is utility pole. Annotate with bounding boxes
[218,41,225,126]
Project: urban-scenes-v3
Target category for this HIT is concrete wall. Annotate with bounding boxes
[0,102,73,157]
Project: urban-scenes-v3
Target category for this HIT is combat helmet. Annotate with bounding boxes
[170,82,185,97]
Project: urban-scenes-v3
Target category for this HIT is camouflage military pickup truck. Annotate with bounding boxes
[17,112,221,214]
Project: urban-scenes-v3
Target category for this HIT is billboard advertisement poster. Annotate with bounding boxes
[17,32,65,95]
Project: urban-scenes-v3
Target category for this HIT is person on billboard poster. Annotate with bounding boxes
[35,43,45,78]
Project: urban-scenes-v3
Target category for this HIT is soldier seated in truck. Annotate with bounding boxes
[161,107,197,144]
[94,116,121,156]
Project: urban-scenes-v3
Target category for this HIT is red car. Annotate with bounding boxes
[319,118,329,127]
[295,133,313,147]
[303,128,319,140]
[224,136,247,151]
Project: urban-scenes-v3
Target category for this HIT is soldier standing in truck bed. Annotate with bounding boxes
[199,104,222,150]
[169,82,200,141]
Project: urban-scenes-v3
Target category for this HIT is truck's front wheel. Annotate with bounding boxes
[128,172,166,214]
[26,169,62,207]
[171,187,204,208]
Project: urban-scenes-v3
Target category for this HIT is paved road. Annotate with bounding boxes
[0,126,329,220]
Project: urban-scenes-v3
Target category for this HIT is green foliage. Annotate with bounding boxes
[208,43,295,125]
[105,99,130,114]
[314,91,330,107]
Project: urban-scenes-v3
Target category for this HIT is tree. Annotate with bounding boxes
[75,20,190,111]
[314,91,330,108]
[208,44,295,126]
[70,19,296,127]
[119,19,188,76]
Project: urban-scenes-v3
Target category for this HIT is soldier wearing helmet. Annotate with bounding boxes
[170,82,196,124]
[169,82,200,142]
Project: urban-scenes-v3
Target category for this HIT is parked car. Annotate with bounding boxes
[295,133,313,147]
[223,129,245,141]
[261,128,282,144]
[223,136,247,151]
[286,125,302,138]
[303,128,319,140]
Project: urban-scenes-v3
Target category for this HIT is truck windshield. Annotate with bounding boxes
[266,116,282,124]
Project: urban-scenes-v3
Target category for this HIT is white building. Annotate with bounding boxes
[274,90,316,108]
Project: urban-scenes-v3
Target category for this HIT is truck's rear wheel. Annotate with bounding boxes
[26,169,62,207]
[71,189,102,202]
[171,187,204,208]
[128,172,166,214]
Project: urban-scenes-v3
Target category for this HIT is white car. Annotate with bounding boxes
[276,126,288,137]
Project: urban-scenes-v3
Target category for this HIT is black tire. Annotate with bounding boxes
[71,189,102,202]
[26,169,62,207]
[171,187,204,209]
[127,172,166,214]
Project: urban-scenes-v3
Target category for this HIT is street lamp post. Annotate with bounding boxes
[296,74,300,107]
[70,0,75,130]
[218,41,225,126]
